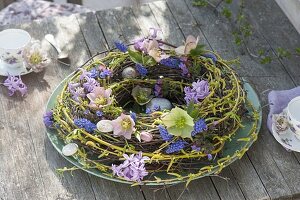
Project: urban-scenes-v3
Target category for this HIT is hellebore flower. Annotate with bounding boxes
[147,40,169,62]
[131,85,153,105]
[87,87,113,108]
[111,152,149,182]
[161,107,194,138]
[175,35,199,55]
[3,75,27,96]
[111,113,136,139]
[23,41,50,72]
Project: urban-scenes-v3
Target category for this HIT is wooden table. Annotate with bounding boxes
[1,0,300,199]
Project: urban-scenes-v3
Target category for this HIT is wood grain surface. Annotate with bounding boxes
[0,0,300,199]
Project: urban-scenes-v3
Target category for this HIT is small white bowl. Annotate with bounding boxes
[287,96,300,139]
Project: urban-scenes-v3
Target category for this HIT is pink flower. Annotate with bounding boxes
[87,87,112,108]
[111,114,135,139]
[147,40,169,62]
[175,35,199,55]
[140,131,153,142]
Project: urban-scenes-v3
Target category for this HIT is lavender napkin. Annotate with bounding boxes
[267,86,300,133]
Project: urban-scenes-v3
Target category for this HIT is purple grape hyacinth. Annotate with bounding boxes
[3,75,27,96]
[191,118,207,136]
[114,41,128,52]
[74,118,97,133]
[43,111,54,127]
[158,125,173,141]
[184,80,210,104]
[111,152,149,182]
[166,140,187,154]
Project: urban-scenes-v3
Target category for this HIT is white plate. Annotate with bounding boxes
[0,60,32,76]
[272,109,300,152]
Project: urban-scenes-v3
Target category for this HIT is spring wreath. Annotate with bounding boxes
[44,29,261,185]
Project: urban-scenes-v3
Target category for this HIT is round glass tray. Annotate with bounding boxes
[45,75,262,185]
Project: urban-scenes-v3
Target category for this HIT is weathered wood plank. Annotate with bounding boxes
[0,15,99,200]
[75,12,108,55]
[210,168,246,200]
[166,177,221,200]
[243,0,300,81]
[164,1,269,199]
[181,0,287,78]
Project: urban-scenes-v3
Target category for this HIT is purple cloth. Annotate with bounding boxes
[267,86,300,132]
[0,0,91,26]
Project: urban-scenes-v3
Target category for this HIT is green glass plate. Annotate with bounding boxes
[46,75,262,185]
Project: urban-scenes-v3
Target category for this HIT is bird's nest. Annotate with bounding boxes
[45,34,259,185]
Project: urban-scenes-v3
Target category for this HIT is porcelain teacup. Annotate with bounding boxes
[0,29,31,69]
[287,96,300,140]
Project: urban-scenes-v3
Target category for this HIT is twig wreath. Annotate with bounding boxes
[44,29,259,185]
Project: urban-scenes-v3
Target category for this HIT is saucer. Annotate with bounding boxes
[0,60,32,76]
[271,109,300,152]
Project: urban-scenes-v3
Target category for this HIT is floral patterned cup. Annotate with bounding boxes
[0,29,31,69]
[287,96,300,140]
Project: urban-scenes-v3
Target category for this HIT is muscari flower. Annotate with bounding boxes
[111,152,149,182]
[191,118,207,136]
[87,87,113,109]
[184,80,210,104]
[83,77,100,92]
[114,41,128,52]
[100,69,112,79]
[135,63,148,76]
[131,86,153,105]
[166,140,187,154]
[175,35,199,55]
[74,118,97,133]
[96,111,103,117]
[207,154,213,161]
[3,75,27,96]
[158,125,173,141]
[159,57,181,69]
[43,111,54,127]
[111,113,135,139]
[202,53,217,64]
[23,41,50,72]
[191,145,201,152]
[89,68,99,78]
[161,107,194,138]
[130,111,137,122]
[145,105,160,114]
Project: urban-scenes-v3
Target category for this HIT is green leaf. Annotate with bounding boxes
[276,47,291,58]
[258,49,265,56]
[128,49,143,64]
[192,0,208,7]
[260,56,272,64]
[189,44,206,57]
[222,7,232,19]
[296,47,300,55]
[186,102,195,116]
[225,0,232,4]
[143,56,156,66]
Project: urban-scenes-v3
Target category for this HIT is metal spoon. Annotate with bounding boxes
[45,34,71,66]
